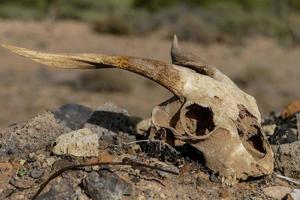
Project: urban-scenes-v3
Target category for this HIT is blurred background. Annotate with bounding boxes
[0,0,299,128]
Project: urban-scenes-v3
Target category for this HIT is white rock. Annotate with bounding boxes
[263,186,293,200]
[262,124,276,136]
[291,189,300,200]
[52,128,99,157]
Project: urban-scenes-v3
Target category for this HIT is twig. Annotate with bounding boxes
[123,139,151,146]
[275,173,300,186]
[123,139,177,152]
[31,160,179,200]
[128,172,166,187]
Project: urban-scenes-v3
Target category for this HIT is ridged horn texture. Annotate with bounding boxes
[2,44,183,96]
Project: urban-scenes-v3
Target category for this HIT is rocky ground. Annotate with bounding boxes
[0,101,299,200]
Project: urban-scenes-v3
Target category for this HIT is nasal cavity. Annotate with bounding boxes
[184,104,215,136]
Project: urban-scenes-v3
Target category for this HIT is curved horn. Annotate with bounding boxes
[2,44,183,96]
[171,34,200,65]
[170,35,215,77]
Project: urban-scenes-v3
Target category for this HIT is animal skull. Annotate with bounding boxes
[2,36,273,184]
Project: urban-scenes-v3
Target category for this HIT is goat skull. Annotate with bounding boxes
[2,36,273,184]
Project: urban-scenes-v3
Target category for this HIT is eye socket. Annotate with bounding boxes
[182,103,215,137]
[236,104,267,159]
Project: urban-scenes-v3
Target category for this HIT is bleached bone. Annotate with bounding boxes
[2,37,273,184]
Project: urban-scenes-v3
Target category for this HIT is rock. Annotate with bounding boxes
[262,124,276,136]
[35,179,74,200]
[263,186,293,200]
[263,111,298,145]
[46,157,56,166]
[272,141,300,179]
[82,171,133,200]
[290,189,300,200]
[0,188,15,199]
[30,168,44,179]
[52,128,99,157]
[0,162,14,188]
[54,104,93,130]
[9,177,34,189]
[86,102,140,136]
[0,111,70,159]
[159,193,167,199]
[28,153,37,162]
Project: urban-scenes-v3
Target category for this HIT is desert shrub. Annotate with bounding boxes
[92,9,160,36]
[93,14,133,35]
[0,0,300,45]
[162,7,217,43]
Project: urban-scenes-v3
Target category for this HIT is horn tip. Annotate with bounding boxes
[2,44,23,53]
[172,34,178,49]
[2,44,13,50]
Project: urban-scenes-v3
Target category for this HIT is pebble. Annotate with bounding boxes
[160,193,167,199]
[10,177,34,189]
[290,189,300,200]
[28,152,37,162]
[0,162,14,187]
[36,154,46,162]
[263,186,293,200]
[30,168,44,179]
[46,157,56,166]
[0,188,15,199]
[82,171,133,200]
[34,179,74,200]
[262,124,276,136]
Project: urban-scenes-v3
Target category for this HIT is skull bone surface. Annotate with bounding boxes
[150,36,274,184]
[2,36,274,184]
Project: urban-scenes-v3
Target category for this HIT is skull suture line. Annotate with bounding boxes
[2,36,273,184]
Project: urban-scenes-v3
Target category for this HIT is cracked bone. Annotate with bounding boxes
[2,36,273,184]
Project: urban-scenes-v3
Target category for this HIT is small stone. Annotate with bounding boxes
[28,153,37,162]
[160,193,167,199]
[263,186,293,200]
[290,189,300,200]
[30,168,44,179]
[10,177,34,189]
[209,173,220,183]
[0,188,15,199]
[262,124,276,136]
[143,189,153,200]
[52,128,99,157]
[92,165,100,171]
[78,193,91,200]
[46,157,56,166]
[19,159,26,166]
[35,179,74,200]
[82,171,133,200]
[36,154,46,162]
[0,162,14,189]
